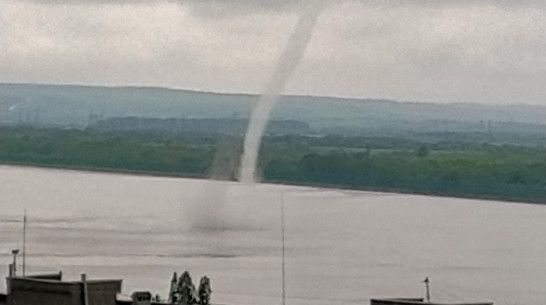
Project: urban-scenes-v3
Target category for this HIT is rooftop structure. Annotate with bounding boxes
[1,265,209,305]
[5,272,121,305]
[371,298,494,305]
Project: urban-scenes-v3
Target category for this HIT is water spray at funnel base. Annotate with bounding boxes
[238,5,323,184]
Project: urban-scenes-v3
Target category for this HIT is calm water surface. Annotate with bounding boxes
[0,165,545,305]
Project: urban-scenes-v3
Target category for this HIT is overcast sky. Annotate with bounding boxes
[1,0,545,105]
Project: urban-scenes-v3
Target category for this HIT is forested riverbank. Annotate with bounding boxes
[1,126,544,203]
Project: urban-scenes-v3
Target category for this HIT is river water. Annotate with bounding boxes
[0,165,545,305]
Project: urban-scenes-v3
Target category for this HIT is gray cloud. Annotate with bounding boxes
[17,0,297,9]
[17,0,546,9]
[13,0,546,23]
[2,0,546,104]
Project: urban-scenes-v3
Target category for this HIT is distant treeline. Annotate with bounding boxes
[264,150,546,203]
[89,117,310,135]
[1,126,545,203]
[0,127,215,175]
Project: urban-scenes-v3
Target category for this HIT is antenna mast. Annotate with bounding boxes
[281,193,286,305]
[423,277,430,303]
[23,209,27,276]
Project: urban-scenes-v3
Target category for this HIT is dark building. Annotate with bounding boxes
[117,291,166,305]
[5,272,121,305]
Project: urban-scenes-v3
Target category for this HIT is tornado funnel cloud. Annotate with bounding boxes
[239,6,323,183]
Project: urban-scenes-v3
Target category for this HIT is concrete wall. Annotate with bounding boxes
[7,277,121,305]
[87,280,123,305]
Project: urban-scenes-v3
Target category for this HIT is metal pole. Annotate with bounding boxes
[281,193,286,305]
[23,209,27,276]
[81,273,89,305]
[424,277,430,303]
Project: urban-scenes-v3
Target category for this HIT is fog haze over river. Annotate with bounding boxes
[0,165,544,305]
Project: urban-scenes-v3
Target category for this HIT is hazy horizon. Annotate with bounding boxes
[3,82,546,108]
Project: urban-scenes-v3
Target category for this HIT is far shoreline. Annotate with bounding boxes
[1,161,544,206]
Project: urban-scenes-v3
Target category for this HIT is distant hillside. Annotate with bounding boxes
[1,83,545,136]
[0,83,253,127]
